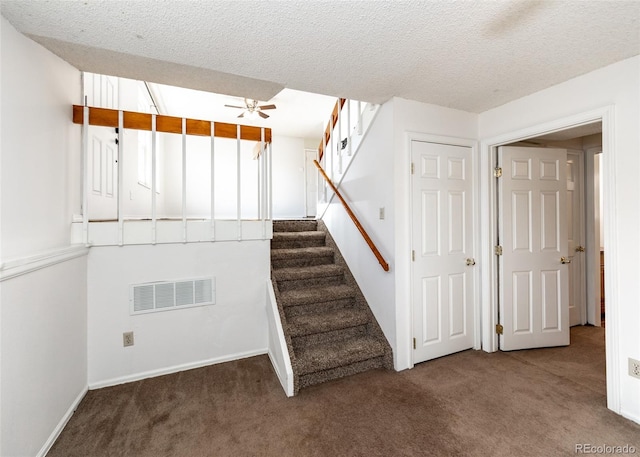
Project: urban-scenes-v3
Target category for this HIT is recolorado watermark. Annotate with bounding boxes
[575,444,637,454]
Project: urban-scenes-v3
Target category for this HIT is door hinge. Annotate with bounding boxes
[496,324,504,335]
[413,337,416,349]
[575,246,585,252]
[412,250,415,261]
[494,245,503,256]
[494,167,503,178]
[411,162,415,174]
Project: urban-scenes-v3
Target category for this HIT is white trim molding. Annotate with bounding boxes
[479,105,619,413]
[0,245,89,282]
[36,386,88,457]
[88,348,267,390]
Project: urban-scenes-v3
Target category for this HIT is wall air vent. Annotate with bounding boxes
[130,277,215,315]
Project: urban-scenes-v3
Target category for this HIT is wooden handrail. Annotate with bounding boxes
[318,98,346,161]
[314,160,389,272]
[72,105,272,142]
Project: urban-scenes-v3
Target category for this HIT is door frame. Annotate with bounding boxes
[479,105,620,412]
[304,148,318,218]
[406,132,482,367]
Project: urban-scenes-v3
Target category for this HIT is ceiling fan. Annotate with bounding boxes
[224,98,277,119]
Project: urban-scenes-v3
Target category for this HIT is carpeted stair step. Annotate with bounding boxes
[288,308,370,338]
[273,220,318,232]
[271,246,334,268]
[273,264,344,291]
[271,231,326,249]
[295,336,386,376]
[279,284,356,317]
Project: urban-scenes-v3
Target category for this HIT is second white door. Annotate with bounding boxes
[498,146,570,351]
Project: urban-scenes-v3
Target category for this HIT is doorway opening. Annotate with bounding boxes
[496,123,604,345]
[480,106,618,412]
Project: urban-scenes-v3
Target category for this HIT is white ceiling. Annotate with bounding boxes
[1,0,639,114]
[149,83,337,139]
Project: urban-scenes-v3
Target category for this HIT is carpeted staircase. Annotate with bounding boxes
[270,219,393,394]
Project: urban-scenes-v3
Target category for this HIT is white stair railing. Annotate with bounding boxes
[73,105,273,246]
[317,98,380,217]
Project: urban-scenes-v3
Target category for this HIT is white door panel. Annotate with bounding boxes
[412,141,474,363]
[567,151,585,326]
[499,146,569,350]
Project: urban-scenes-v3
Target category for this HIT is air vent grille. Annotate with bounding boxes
[130,277,215,314]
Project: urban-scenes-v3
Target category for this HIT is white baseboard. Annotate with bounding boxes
[621,408,640,426]
[36,385,88,457]
[88,348,268,390]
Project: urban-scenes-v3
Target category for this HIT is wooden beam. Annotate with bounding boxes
[72,105,272,142]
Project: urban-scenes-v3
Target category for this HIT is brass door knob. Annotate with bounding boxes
[466,258,476,266]
[561,257,572,264]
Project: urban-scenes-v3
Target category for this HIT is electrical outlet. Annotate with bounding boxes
[379,207,385,220]
[123,331,134,347]
[629,358,640,379]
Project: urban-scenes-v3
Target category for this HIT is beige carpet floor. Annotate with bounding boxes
[48,326,640,457]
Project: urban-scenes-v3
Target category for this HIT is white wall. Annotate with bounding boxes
[323,101,396,357]
[272,135,306,219]
[392,98,479,370]
[322,98,479,371]
[0,17,87,457]
[87,241,269,387]
[1,19,81,258]
[478,56,640,423]
[1,257,87,457]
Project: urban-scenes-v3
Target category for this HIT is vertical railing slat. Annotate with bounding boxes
[151,114,157,244]
[268,141,273,220]
[210,122,215,241]
[82,105,89,245]
[182,117,187,242]
[237,124,242,240]
[117,110,124,245]
[347,99,352,157]
[261,128,266,239]
[338,100,342,174]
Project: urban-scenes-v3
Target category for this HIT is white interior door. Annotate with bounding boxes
[567,150,586,326]
[499,146,569,351]
[412,141,475,363]
[304,149,318,217]
[87,127,118,221]
[85,74,119,221]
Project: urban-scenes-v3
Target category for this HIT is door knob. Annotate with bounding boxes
[560,257,572,264]
[466,258,476,266]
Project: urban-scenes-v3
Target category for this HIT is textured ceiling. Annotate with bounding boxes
[1,0,639,113]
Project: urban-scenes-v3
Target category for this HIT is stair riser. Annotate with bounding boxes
[298,356,386,390]
[276,275,344,292]
[273,221,318,232]
[271,239,326,249]
[271,256,334,269]
[292,325,368,350]
[283,298,355,318]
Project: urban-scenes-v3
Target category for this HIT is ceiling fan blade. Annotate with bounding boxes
[237,112,245,118]
[224,104,245,109]
[258,111,269,119]
[258,104,276,110]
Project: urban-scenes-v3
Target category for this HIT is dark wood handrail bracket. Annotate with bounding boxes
[314,160,390,272]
